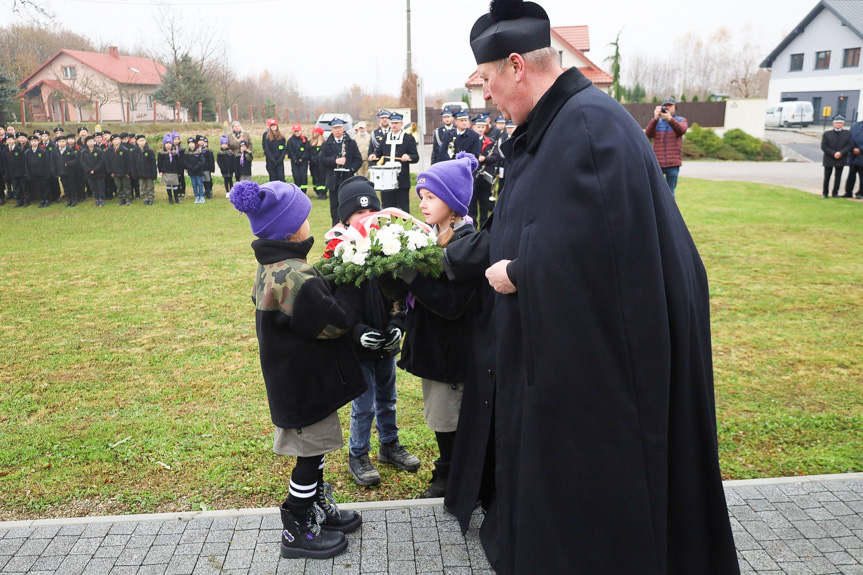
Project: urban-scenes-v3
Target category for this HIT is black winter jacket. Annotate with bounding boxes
[397,223,478,383]
[24,146,51,178]
[262,135,287,165]
[105,146,132,177]
[183,149,205,176]
[250,237,366,428]
[3,145,26,178]
[216,150,234,175]
[157,150,183,174]
[822,129,853,168]
[79,147,106,177]
[233,151,253,179]
[132,146,158,179]
[287,135,310,164]
[52,146,79,177]
[335,279,406,362]
[201,148,215,172]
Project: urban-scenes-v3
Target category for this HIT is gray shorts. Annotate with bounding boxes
[421,379,464,432]
[273,411,343,457]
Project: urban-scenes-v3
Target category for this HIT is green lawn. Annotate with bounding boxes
[0,178,860,521]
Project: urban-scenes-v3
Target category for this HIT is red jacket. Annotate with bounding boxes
[645,115,688,168]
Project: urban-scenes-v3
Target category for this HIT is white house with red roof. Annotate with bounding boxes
[17,47,170,124]
[465,25,614,108]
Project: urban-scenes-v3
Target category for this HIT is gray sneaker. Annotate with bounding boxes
[348,453,381,486]
[378,440,421,472]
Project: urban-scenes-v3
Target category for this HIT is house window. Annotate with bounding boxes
[62,66,77,79]
[815,50,831,70]
[559,51,563,66]
[843,47,860,68]
[129,95,136,111]
[789,53,804,72]
[146,94,154,110]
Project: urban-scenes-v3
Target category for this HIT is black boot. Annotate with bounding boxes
[419,460,450,499]
[279,503,347,559]
[317,482,362,533]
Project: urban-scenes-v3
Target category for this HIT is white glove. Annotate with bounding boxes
[360,330,386,350]
[383,327,402,352]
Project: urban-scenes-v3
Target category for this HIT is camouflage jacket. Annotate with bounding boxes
[250,236,366,429]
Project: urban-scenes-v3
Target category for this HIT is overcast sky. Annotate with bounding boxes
[4,0,820,98]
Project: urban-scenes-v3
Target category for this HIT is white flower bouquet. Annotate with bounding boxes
[315,208,444,287]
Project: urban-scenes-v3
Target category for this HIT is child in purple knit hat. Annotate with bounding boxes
[216,135,234,197]
[396,151,481,498]
[157,134,183,204]
[229,179,365,560]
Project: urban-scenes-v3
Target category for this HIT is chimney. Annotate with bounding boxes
[108,46,119,59]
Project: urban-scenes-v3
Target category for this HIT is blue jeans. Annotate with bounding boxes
[190,174,204,198]
[662,166,680,199]
[349,357,399,456]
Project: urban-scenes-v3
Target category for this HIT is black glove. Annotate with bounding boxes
[359,329,386,350]
[382,327,402,352]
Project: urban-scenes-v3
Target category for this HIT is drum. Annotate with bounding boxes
[369,164,401,191]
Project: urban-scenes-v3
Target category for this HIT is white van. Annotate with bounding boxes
[765,101,814,128]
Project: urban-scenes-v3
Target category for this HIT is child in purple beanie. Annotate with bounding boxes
[395,152,481,498]
[157,134,183,204]
[216,135,234,197]
[229,180,365,560]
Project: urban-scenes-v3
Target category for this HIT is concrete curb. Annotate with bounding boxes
[3,471,862,530]
[778,144,812,163]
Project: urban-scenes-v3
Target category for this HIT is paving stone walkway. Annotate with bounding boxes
[1,474,862,574]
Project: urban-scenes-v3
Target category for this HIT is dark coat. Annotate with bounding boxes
[3,145,26,179]
[822,128,853,167]
[371,130,419,189]
[443,68,739,575]
[435,128,481,163]
[335,279,406,362]
[431,124,456,165]
[262,134,287,165]
[24,146,51,178]
[370,126,388,157]
[52,146,79,177]
[233,151,253,179]
[183,149,205,176]
[320,135,362,191]
[79,147,106,177]
[131,146,158,179]
[397,223,478,383]
[250,237,366,428]
[157,150,183,174]
[846,122,863,167]
[105,146,132,178]
[201,148,215,172]
[216,150,234,175]
[287,135,310,164]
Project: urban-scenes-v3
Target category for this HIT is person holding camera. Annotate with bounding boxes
[645,96,688,199]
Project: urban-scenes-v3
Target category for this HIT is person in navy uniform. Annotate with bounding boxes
[368,112,419,213]
[442,1,741,574]
[435,110,481,163]
[320,118,362,225]
[431,109,456,165]
[53,134,82,207]
[469,116,496,228]
[487,116,506,141]
[369,110,391,160]
[821,115,853,198]
[3,134,27,207]
[25,134,51,207]
[80,135,107,206]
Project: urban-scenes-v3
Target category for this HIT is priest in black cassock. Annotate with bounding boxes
[441,1,741,574]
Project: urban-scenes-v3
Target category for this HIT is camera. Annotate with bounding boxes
[661,106,668,114]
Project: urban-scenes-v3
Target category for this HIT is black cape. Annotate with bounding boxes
[444,67,740,575]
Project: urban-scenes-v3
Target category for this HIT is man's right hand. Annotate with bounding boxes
[368,154,377,162]
[854,148,860,155]
[653,106,662,120]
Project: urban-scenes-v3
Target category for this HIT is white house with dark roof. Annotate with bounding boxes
[761,0,863,122]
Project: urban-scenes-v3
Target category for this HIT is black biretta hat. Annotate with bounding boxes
[470,0,551,65]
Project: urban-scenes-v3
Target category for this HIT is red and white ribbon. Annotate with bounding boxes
[323,208,433,242]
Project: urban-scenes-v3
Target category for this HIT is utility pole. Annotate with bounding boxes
[406,0,412,76]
